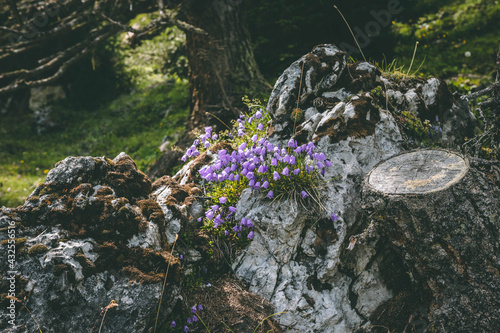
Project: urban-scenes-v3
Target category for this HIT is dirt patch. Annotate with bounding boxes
[183,276,283,333]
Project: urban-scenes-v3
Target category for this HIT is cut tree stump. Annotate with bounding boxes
[363,149,500,332]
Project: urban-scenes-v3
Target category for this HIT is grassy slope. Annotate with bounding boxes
[0,80,189,208]
[390,0,500,85]
[0,20,189,208]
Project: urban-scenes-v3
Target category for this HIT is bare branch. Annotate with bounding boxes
[95,7,207,38]
[0,29,117,96]
[96,12,139,33]
[0,26,23,34]
[0,15,87,53]
[462,82,500,101]
[0,27,109,82]
[160,12,208,35]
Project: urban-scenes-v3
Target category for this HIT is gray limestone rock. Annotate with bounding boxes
[232,44,478,332]
[0,153,181,333]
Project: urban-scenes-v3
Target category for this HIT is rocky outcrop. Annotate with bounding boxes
[267,44,475,148]
[0,154,181,332]
[1,44,487,333]
[232,44,479,332]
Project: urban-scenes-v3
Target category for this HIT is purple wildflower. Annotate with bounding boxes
[198,305,204,311]
[184,326,190,332]
[170,321,176,328]
[187,317,192,324]
[179,255,183,260]
[282,167,289,176]
[266,190,274,199]
[191,305,197,313]
[229,206,237,213]
[248,231,255,239]
[331,213,339,222]
[192,316,198,323]
[262,180,269,189]
[258,123,264,131]
[301,191,309,198]
[219,197,227,204]
[225,230,229,236]
[273,171,280,181]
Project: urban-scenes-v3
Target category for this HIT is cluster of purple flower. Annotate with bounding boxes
[170,304,204,332]
[431,115,443,133]
[198,136,332,199]
[197,196,255,239]
[183,106,335,239]
[181,126,219,162]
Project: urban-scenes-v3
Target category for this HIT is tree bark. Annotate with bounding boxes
[181,0,270,133]
[362,149,500,332]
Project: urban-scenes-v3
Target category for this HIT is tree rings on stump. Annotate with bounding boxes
[367,149,469,195]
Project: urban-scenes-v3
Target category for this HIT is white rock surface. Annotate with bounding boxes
[234,44,467,332]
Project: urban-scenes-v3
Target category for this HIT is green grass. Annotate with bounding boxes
[390,0,500,79]
[0,79,189,208]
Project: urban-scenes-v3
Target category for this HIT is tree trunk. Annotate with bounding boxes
[181,0,270,133]
[362,149,500,332]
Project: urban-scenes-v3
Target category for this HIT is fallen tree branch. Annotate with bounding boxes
[0,29,116,96]
[462,82,500,101]
[0,27,109,82]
